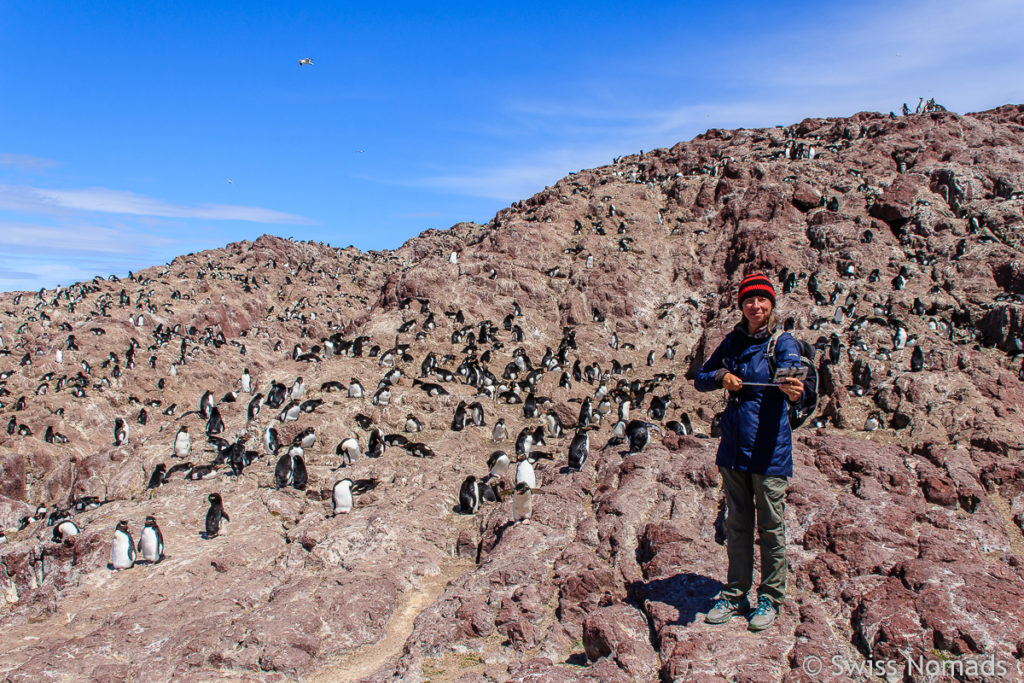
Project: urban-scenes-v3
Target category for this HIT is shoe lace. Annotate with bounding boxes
[752,597,774,616]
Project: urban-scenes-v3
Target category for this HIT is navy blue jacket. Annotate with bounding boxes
[694,324,803,477]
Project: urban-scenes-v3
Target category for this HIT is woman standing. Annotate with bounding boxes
[694,273,804,632]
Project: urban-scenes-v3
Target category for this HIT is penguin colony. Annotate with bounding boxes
[0,105,1021,673]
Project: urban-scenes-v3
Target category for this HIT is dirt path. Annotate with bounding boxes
[307,558,474,683]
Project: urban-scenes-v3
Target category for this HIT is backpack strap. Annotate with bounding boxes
[765,329,782,367]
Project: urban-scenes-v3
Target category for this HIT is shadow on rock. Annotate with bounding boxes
[630,572,721,627]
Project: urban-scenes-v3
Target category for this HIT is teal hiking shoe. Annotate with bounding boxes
[748,596,779,632]
[705,596,750,624]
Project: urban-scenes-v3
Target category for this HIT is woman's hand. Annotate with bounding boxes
[780,377,803,402]
[722,372,743,392]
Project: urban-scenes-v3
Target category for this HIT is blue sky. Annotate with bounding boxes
[1,1,1022,292]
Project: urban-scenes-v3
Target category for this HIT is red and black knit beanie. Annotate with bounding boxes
[737,272,777,307]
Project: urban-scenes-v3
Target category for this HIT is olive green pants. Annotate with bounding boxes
[718,467,788,607]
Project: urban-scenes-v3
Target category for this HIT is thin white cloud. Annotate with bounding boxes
[0,153,60,171]
[0,221,173,253]
[0,185,315,224]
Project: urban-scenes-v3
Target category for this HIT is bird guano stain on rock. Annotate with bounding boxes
[3,104,1024,680]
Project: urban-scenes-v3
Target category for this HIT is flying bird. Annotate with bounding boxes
[298,58,314,66]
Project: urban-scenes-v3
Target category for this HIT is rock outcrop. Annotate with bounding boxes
[2,104,1024,681]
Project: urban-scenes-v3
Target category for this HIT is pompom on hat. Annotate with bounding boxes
[737,272,777,308]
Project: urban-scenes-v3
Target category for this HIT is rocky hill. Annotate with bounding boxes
[1,104,1024,681]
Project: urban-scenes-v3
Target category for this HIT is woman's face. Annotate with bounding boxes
[741,295,773,332]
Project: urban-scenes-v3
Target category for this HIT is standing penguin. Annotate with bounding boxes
[199,390,214,420]
[147,463,167,489]
[346,377,364,398]
[262,426,280,455]
[513,482,533,524]
[515,454,537,490]
[204,493,229,538]
[174,426,191,457]
[247,393,264,421]
[206,406,225,436]
[468,401,486,427]
[274,453,294,488]
[336,437,360,466]
[492,418,507,442]
[291,452,308,490]
[626,419,662,454]
[487,450,511,480]
[910,345,924,372]
[240,368,252,393]
[451,401,468,431]
[110,520,136,569]
[459,475,482,514]
[114,417,129,446]
[544,411,564,438]
[567,427,593,472]
[367,428,386,458]
[331,478,377,515]
[138,516,164,563]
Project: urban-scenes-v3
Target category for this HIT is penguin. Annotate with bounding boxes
[367,428,386,457]
[468,401,486,427]
[864,414,880,432]
[492,418,507,442]
[513,482,533,524]
[290,376,306,399]
[404,414,422,432]
[174,427,191,457]
[110,520,136,569]
[200,390,214,420]
[332,478,356,515]
[545,411,564,438]
[137,408,148,425]
[710,413,723,438]
[279,401,301,422]
[567,427,593,472]
[164,461,193,480]
[187,465,220,480]
[263,426,280,455]
[204,493,229,538]
[52,519,80,543]
[291,453,308,490]
[240,368,252,393]
[206,406,224,435]
[294,427,316,449]
[911,345,924,372]
[487,450,511,479]
[515,455,537,489]
[138,516,164,563]
[247,393,264,421]
[666,420,686,435]
[348,378,364,398]
[459,476,482,514]
[893,324,908,350]
[114,417,129,446]
[331,478,378,515]
[515,427,535,458]
[578,396,593,428]
[626,420,661,454]
[450,401,468,432]
[147,463,167,489]
[679,412,693,435]
[274,453,293,488]
[336,437,360,466]
[372,386,391,406]
[648,395,670,420]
